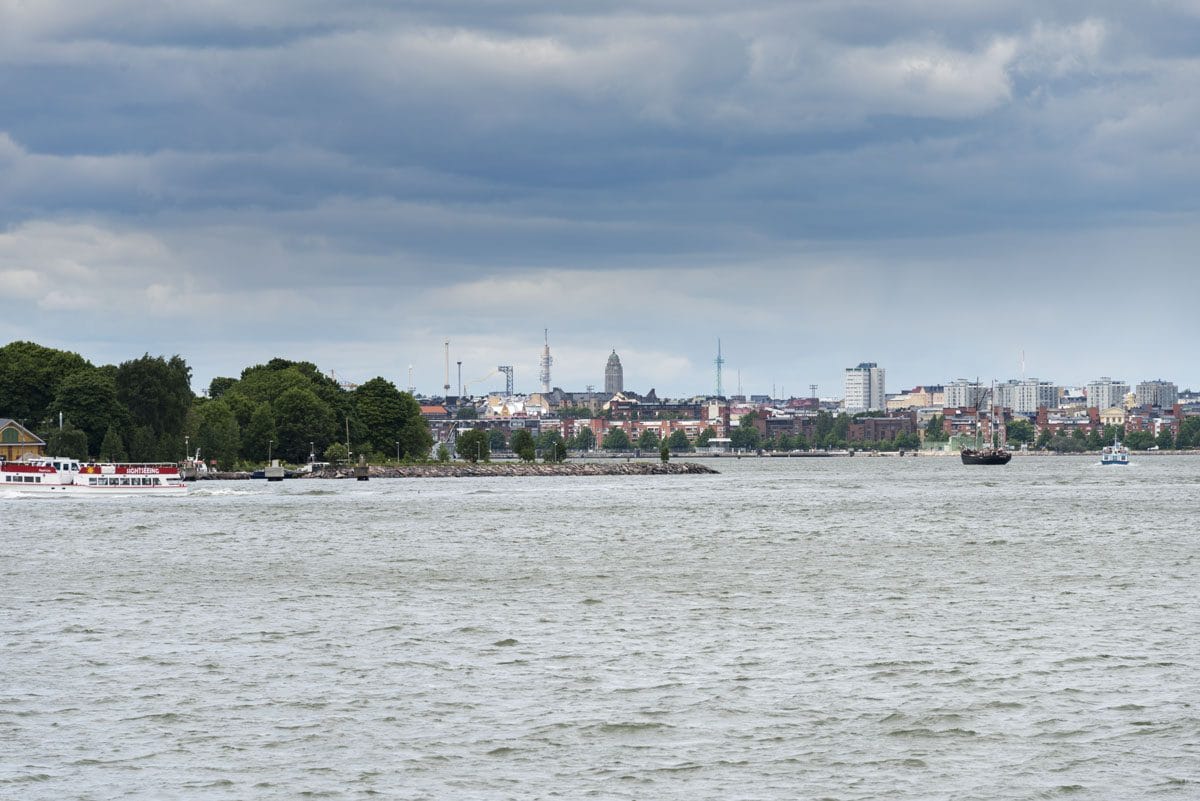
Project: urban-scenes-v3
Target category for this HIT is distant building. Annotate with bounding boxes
[994,378,1059,414]
[0,419,45,461]
[1086,377,1130,412]
[604,350,624,395]
[843,362,885,413]
[886,385,945,411]
[1135,379,1178,409]
[944,379,986,410]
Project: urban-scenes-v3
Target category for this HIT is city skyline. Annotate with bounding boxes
[2,2,1198,395]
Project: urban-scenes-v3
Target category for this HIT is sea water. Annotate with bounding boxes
[2,455,1198,800]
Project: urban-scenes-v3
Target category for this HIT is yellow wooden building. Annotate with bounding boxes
[0,419,46,461]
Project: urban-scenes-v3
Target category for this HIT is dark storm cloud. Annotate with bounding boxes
[2,1,1198,392]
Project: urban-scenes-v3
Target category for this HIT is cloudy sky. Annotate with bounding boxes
[2,1,1198,398]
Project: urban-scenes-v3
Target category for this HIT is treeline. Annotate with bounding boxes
[0,342,431,468]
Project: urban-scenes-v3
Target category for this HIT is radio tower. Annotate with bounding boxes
[714,338,725,398]
[539,328,553,393]
[407,365,415,394]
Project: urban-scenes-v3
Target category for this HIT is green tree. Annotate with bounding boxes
[488,429,508,452]
[52,368,128,456]
[324,442,349,463]
[191,399,241,469]
[99,424,128,462]
[115,354,193,440]
[456,429,490,463]
[510,429,536,462]
[455,406,478,419]
[1005,418,1034,446]
[243,403,276,462]
[660,442,670,463]
[637,429,661,450]
[1156,427,1176,450]
[667,429,692,452]
[352,378,432,460]
[0,341,91,425]
[730,422,760,451]
[126,425,159,462]
[1085,428,1103,450]
[696,426,717,446]
[570,426,596,450]
[208,377,237,399]
[538,431,567,462]
[272,387,335,462]
[436,443,451,462]
[924,414,948,442]
[45,423,89,460]
[1036,427,1053,449]
[1125,430,1155,450]
[602,427,631,451]
[1177,416,1200,448]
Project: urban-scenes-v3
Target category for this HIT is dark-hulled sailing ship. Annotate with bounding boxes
[961,382,1012,465]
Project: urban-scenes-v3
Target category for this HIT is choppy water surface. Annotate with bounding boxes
[3,455,1199,800]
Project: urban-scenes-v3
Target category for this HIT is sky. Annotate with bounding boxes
[2,0,1198,399]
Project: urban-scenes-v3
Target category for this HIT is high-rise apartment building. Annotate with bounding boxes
[604,350,624,395]
[1134,379,1178,408]
[944,379,986,409]
[1086,377,1130,411]
[843,362,885,413]
[994,379,1060,413]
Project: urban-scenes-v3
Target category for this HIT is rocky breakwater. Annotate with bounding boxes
[304,462,718,478]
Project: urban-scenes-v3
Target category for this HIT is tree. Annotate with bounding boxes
[1156,427,1176,450]
[667,429,692,452]
[730,422,760,451]
[190,399,241,469]
[510,429,536,462]
[570,426,596,450]
[45,423,89,460]
[1125,430,1155,450]
[456,429,490,463]
[272,387,336,462]
[924,414,948,442]
[208,377,237,399]
[488,429,508,452]
[538,431,567,462]
[1006,419,1035,446]
[352,379,432,460]
[243,403,276,462]
[637,429,660,449]
[324,442,349,463]
[455,406,478,419]
[1085,428,1103,450]
[436,443,451,462]
[1036,427,1053,450]
[660,442,670,463]
[601,427,631,451]
[127,425,159,462]
[696,426,717,446]
[0,341,91,425]
[53,368,128,456]
[99,424,128,462]
[1177,416,1200,448]
[115,354,193,441]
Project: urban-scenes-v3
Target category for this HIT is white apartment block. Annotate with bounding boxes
[944,379,986,409]
[994,379,1060,414]
[1134,379,1178,408]
[843,362,886,412]
[1086,377,1130,411]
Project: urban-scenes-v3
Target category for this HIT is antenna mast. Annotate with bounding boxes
[443,340,451,399]
[714,338,725,397]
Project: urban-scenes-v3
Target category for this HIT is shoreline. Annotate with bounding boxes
[205,462,718,479]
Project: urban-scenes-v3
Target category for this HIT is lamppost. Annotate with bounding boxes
[184,435,189,462]
[268,439,273,464]
[309,442,314,464]
[395,441,400,463]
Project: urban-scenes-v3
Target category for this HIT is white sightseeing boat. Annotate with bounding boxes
[0,456,187,495]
